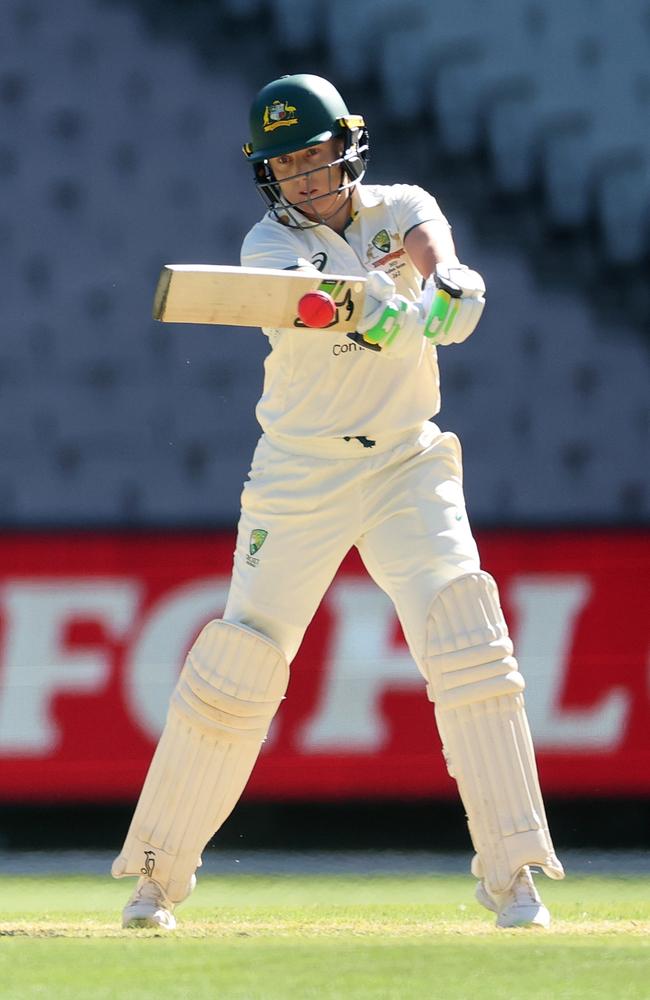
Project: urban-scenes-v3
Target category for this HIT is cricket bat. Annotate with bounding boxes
[152,264,367,332]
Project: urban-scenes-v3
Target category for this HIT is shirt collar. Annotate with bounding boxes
[351,182,383,213]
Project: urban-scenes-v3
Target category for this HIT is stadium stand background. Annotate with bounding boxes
[1,0,648,529]
[1,0,649,855]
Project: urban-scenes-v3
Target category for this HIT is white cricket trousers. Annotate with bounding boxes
[224,420,481,669]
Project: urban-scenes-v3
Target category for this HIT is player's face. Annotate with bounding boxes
[268,138,347,221]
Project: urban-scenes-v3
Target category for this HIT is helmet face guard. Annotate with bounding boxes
[251,120,369,228]
[243,74,369,228]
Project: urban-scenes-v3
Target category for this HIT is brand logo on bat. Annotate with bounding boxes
[263,100,299,132]
[249,529,268,556]
[293,279,356,329]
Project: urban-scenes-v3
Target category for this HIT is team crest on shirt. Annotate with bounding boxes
[249,529,268,555]
[263,100,299,132]
[365,229,402,266]
[371,229,391,254]
[247,528,268,567]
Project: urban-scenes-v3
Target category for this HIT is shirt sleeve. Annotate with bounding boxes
[241,219,315,271]
[389,184,450,240]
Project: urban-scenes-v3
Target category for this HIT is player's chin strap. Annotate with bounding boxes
[421,572,565,895]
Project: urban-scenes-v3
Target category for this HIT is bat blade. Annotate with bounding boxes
[152,264,367,332]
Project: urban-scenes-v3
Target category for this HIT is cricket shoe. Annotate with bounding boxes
[475,866,551,929]
[122,875,195,930]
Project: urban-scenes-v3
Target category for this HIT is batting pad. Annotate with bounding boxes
[112,620,288,903]
[424,572,564,895]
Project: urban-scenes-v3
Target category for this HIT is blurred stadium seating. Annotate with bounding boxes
[0,0,648,527]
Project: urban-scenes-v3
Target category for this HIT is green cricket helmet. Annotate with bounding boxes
[242,73,369,227]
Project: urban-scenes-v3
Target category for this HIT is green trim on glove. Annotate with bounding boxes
[423,289,460,342]
[361,298,409,346]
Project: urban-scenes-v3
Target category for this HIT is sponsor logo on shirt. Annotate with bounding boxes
[332,340,365,356]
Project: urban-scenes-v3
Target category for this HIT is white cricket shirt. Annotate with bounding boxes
[240,182,448,445]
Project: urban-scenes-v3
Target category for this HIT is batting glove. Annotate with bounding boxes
[355,270,423,358]
[420,263,486,345]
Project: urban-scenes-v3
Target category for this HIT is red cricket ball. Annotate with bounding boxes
[297,290,337,328]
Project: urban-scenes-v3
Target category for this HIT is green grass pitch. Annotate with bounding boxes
[0,873,649,999]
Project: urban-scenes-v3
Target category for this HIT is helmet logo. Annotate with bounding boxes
[263,100,299,132]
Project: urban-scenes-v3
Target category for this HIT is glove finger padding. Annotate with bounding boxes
[356,269,423,358]
[422,263,486,345]
[436,263,486,299]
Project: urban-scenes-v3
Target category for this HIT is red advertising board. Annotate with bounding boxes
[0,530,648,802]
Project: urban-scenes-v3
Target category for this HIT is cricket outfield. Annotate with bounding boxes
[0,862,648,1000]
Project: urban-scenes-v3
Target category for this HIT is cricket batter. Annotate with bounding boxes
[113,74,564,930]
